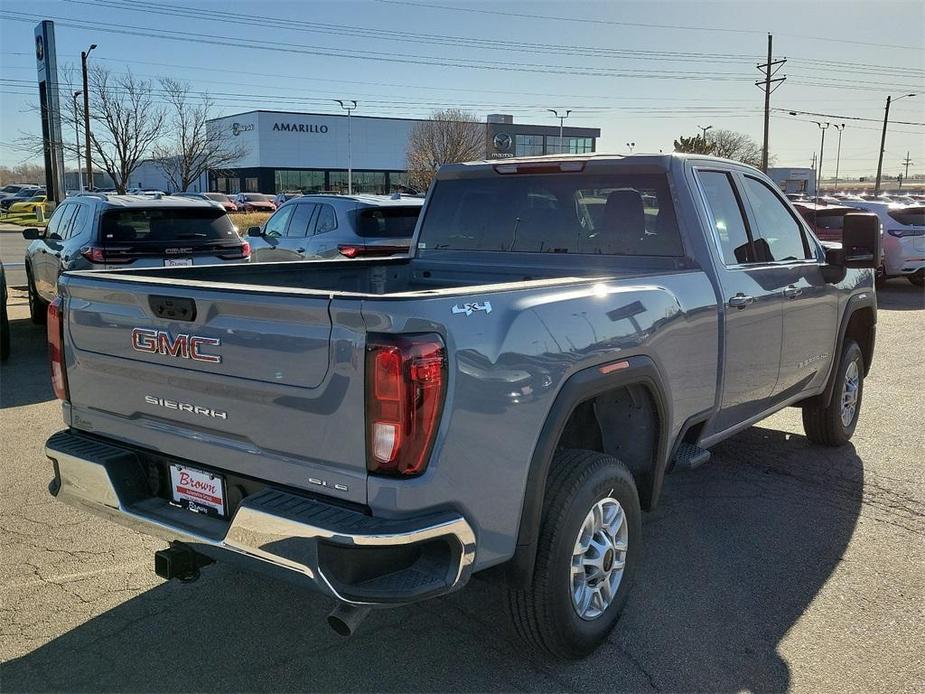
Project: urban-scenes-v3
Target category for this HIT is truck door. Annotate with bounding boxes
[738,175,838,399]
[695,169,785,433]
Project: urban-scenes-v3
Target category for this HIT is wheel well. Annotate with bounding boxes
[557,384,660,510]
[844,307,875,375]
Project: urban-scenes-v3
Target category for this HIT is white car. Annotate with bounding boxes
[845,200,925,287]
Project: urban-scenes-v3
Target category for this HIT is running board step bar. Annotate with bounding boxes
[671,442,711,471]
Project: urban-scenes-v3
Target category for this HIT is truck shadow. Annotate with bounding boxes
[0,308,54,409]
[877,280,924,311]
[2,426,862,692]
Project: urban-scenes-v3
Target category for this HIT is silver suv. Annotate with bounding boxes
[23,193,250,324]
[247,194,423,262]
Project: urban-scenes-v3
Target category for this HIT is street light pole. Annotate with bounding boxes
[335,99,357,194]
[626,142,635,153]
[72,90,83,191]
[547,108,572,153]
[81,43,96,189]
[697,124,713,140]
[832,123,845,191]
[812,121,830,202]
[875,93,916,195]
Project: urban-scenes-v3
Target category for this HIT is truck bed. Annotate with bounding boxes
[79,252,695,297]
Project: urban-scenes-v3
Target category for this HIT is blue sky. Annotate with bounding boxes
[1,0,922,179]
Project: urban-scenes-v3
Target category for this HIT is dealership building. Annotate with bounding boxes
[201,110,601,195]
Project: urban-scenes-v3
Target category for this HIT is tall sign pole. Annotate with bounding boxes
[34,20,66,206]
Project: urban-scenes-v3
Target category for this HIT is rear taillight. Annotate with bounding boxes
[218,241,251,259]
[80,245,133,264]
[338,244,409,258]
[47,296,68,401]
[365,334,446,476]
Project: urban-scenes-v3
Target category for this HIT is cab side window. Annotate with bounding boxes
[742,176,810,262]
[44,204,71,240]
[49,205,77,241]
[63,205,88,240]
[314,204,337,234]
[698,171,753,265]
[286,203,317,238]
[263,205,295,238]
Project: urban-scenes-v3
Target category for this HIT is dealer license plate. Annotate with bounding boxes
[169,464,226,518]
[164,257,193,267]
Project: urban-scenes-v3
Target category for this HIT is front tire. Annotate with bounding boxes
[0,294,9,361]
[26,267,47,325]
[908,273,924,287]
[508,449,641,659]
[802,340,864,446]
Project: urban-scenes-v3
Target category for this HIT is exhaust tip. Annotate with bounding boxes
[327,603,371,637]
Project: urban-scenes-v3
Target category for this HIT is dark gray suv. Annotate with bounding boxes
[23,193,250,323]
[247,194,423,262]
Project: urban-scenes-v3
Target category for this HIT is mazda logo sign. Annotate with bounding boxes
[493,133,512,152]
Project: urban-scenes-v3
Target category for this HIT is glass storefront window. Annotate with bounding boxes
[244,177,259,193]
[547,136,595,154]
[515,134,544,156]
[274,170,325,193]
[329,171,386,194]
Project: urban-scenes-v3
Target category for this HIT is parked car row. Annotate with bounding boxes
[1,186,46,213]
[792,198,924,286]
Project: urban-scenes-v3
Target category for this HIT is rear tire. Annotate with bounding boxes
[508,449,641,659]
[802,340,864,447]
[26,267,46,325]
[908,273,924,287]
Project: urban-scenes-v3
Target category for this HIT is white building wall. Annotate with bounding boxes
[208,110,420,170]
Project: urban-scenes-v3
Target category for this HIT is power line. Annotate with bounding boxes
[69,0,925,82]
[375,0,923,50]
[1,13,756,82]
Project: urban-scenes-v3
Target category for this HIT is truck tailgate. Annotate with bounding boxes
[62,277,368,504]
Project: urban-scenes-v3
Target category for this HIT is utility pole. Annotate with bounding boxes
[833,123,845,191]
[81,44,96,189]
[755,34,786,173]
[697,124,713,140]
[902,151,913,180]
[72,90,83,191]
[875,93,916,195]
[335,100,357,194]
[812,121,830,203]
[547,108,572,153]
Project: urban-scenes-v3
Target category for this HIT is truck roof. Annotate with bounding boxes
[438,152,760,177]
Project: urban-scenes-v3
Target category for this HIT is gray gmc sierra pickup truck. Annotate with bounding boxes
[43,153,880,658]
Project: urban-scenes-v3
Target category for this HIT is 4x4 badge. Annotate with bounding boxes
[452,301,492,317]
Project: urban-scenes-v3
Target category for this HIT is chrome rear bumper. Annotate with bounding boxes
[45,430,476,605]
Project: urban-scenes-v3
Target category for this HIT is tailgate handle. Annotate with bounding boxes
[148,295,197,322]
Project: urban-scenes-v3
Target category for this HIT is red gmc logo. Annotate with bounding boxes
[131,328,221,364]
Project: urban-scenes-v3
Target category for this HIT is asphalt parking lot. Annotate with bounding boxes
[1,282,923,693]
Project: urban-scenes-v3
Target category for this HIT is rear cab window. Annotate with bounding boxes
[99,207,238,247]
[356,206,420,238]
[417,172,682,256]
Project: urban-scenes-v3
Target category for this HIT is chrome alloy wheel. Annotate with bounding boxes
[841,359,860,428]
[570,496,628,620]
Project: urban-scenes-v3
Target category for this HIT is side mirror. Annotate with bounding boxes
[22,227,42,240]
[246,226,263,238]
[842,213,881,268]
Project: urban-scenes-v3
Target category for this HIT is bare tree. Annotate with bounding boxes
[0,163,45,187]
[87,66,165,193]
[406,109,486,191]
[674,128,764,168]
[151,79,247,192]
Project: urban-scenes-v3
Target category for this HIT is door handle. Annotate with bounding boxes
[728,293,755,309]
[783,285,803,299]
